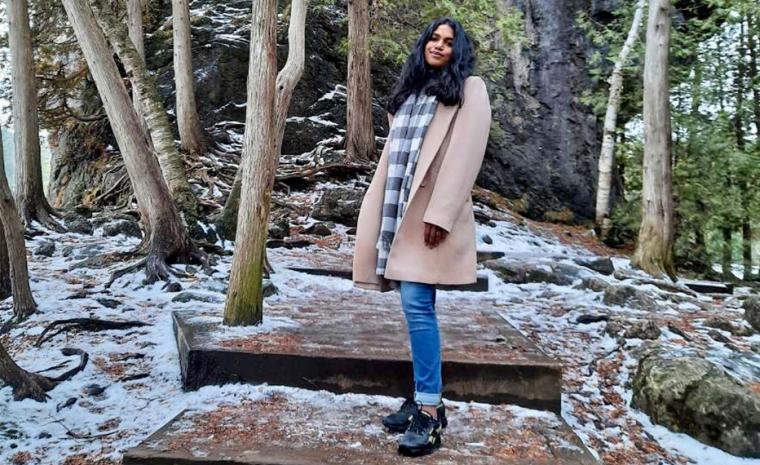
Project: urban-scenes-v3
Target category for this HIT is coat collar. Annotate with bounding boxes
[405,102,459,208]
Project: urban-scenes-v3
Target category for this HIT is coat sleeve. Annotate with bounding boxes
[422,77,491,233]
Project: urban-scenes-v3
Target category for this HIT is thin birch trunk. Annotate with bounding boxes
[595,0,646,234]
[172,0,208,154]
[346,0,376,162]
[7,0,61,230]
[0,126,36,321]
[62,0,200,284]
[90,0,200,220]
[224,0,308,326]
[631,0,676,280]
[127,0,150,139]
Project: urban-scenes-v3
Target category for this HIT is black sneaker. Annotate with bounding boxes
[382,398,447,433]
[397,409,442,457]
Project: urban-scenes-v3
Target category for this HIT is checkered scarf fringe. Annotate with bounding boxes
[375,91,438,276]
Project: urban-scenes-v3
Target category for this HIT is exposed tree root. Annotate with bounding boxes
[105,242,209,288]
[49,348,88,382]
[35,318,150,347]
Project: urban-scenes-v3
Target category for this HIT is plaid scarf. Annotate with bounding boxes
[376,91,438,276]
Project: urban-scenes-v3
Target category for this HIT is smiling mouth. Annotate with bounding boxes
[430,51,443,58]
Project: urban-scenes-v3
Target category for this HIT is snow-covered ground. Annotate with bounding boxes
[1,199,759,465]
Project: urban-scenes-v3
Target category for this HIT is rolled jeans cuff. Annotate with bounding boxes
[414,391,441,406]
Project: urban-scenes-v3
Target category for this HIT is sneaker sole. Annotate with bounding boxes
[383,417,448,434]
[398,436,442,457]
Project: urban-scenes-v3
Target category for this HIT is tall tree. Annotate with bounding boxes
[0,126,37,321]
[61,0,203,283]
[631,0,676,279]
[224,0,308,326]
[126,0,149,137]
[733,19,752,281]
[346,0,376,162]
[90,0,200,220]
[7,0,61,230]
[595,0,646,235]
[172,0,208,154]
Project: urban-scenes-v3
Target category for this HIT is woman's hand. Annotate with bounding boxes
[424,222,448,248]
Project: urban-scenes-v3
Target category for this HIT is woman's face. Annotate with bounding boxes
[424,24,454,68]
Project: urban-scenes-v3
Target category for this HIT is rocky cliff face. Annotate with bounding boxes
[49,0,612,223]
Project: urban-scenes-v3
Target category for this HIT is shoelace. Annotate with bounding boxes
[406,410,434,436]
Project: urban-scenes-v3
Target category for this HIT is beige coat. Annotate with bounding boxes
[352,76,492,291]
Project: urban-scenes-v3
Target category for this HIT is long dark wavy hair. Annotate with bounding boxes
[386,17,476,115]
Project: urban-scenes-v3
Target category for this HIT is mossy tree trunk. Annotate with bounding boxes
[631,0,676,280]
[224,0,308,326]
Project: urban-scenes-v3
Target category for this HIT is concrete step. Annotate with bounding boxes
[123,391,598,465]
[174,293,562,412]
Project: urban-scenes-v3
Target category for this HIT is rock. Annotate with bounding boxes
[345,227,357,235]
[481,234,493,245]
[605,318,625,338]
[65,217,94,235]
[474,210,492,224]
[96,298,121,309]
[484,259,586,286]
[171,291,224,304]
[263,279,278,298]
[266,238,312,249]
[576,314,609,324]
[624,320,661,340]
[603,284,658,311]
[102,219,142,238]
[268,216,291,240]
[34,241,56,257]
[632,350,760,457]
[477,250,505,263]
[707,329,731,344]
[573,257,614,275]
[752,342,760,353]
[303,222,332,237]
[311,188,364,227]
[743,297,760,332]
[62,245,74,257]
[575,276,610,293]
[164,282,182,293]
[82,384,106,396]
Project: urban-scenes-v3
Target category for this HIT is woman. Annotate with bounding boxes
[351,16,491,457]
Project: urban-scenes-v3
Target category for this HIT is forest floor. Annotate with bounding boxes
[1,191,759,465]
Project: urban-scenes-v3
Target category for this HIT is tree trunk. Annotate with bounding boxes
[224,0,308,326]
[746,13,760,136]
[0,341,54,401]
[734,19,752,281]
[62,0,199,283]
[0,126,36,321]
[631,0,676,280]
[126,0,150,139]
[595,0,646,235]
[722,227,733,281]
[172,0,208,154]
[346,0,376,163]
[7,0,61,230]
[0,223,10,300]
[90,0,200,220]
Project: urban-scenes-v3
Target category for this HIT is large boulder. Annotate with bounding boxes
[632,350,760,458]
[603,284,657,311]
[485,259,587,286]
[311,188,364,227]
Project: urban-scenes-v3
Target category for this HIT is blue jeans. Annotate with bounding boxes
[399,281,442,406]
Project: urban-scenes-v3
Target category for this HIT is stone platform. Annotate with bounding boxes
[123,392,598,465]
[174,292,562,412]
